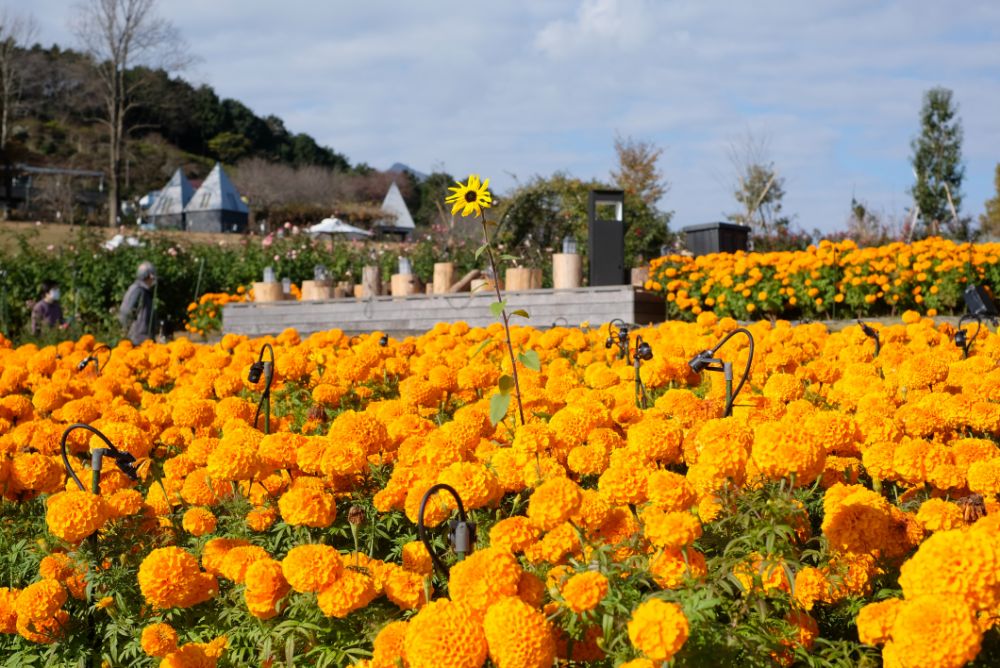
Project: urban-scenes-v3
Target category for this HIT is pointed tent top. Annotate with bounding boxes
[184,163,249,214]
[379,181,415,230]
[148,168,193,217]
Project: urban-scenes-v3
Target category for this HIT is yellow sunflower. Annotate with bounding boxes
[446,174,492,217]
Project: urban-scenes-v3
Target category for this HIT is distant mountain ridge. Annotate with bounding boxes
[387,163,428,182]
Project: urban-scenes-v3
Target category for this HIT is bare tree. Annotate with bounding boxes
[726,130,788,235]
[0,9,36,151]
[72,0,190,226]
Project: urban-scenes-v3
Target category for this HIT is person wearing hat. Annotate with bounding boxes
[118,261,157,345]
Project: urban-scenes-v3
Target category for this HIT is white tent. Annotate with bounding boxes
[375,181,415,238]
[307,217,373,239]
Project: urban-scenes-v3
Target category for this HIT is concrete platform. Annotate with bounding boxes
[222,286,666,337]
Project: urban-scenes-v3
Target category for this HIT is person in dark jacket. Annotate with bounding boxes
[118,261,156,345]
[30,280,65,335]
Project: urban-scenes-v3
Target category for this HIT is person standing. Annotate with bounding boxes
[30,280,65,335]
[119,261,156,345]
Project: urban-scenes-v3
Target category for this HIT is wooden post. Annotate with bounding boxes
[631,267,650,288]
[433,262,454,294]
[552,253,582,289]
[505,267,534,291]
[301,280,333,300]
[530,268,543,289]
[391,273,420,297]
[361,266,380,298]
[253,282,284,302]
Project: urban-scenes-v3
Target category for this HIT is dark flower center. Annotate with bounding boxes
[465,190,478,202]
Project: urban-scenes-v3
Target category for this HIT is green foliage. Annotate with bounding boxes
[910,87,965,237]
[980,163,1000,239]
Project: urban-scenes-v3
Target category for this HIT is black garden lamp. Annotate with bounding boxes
[76,344,111,375]
[632,335,653,409]
[857,319,881,358]
[248,343,275,434]
[417,484,476,578]
[955,314,983,359]
[687,327,755,418]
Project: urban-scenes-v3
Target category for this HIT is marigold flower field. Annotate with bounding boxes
[646,237,1000,321]
[2,310,1000,667]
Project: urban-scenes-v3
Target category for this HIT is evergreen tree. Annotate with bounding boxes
[980,164,1000,239]
[910,87,964,237]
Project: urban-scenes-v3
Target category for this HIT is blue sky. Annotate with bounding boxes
[17,0,1000,233]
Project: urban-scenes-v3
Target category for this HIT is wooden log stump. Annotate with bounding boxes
[301,280,333,301]
[253,282,284,302]
[433,262,454,294]
[505,267,535,291]
[552,253,582,289]
[391,273,420,297]
[361,266,380,298]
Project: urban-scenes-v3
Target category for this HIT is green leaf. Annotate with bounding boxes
[498,374,515,394]
[489,393,511,426]
[499,254,518,262]
[475,243,489,260]
[518,350,541,371]
[489,300,507,318]
[510,309,529,318]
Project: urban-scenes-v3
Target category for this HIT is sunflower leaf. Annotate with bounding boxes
[510,309,529,318]
[489,300,507,318]
[518,350,541,371]
[468,338,491,359]
[489,393,511,426]
[498,374,515,394]
[475,243,489,260]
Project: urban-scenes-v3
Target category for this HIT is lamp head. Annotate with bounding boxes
[379,333,389,347]
[605,336,614,349]
[955,328,968,349]
[77,356,93,371]
[247,361,264,384]
[636,341,653,361]
[858,320,878,340]
[688,350,714,373]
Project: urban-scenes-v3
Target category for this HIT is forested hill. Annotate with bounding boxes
[4,43,355,196]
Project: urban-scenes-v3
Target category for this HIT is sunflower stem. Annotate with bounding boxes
[479,213,526,427]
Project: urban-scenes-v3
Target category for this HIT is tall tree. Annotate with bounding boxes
[726,131,789,235]
[980,164,1000,239]
[73,0,189,226]
[910,87,964,237]
[610,134,668,206]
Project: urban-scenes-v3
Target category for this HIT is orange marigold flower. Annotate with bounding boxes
[898,529,998,611]
[277,484,336,527]
[182,507,217,537]
[649,548,707,589]
[138,547,217,609]
[641,509,702,550]
[243,557,290,620]
[0,587,19,634]
[317,569,378,618]
[371,620,409,668]
[527,477,582,531]
[890,595,983,668]
[404,599,487,668]
[45,490,110,543]
[141,622,179,657]
[281,544,343,593]
[218,545,269,584]
[561,571,608,613]
[627,598,689,662]
[489,516,541,554]
[856,598,902,646]
[483,596,557,668]
[14,579,66,623]
[401,541,433,576]
[448,547,522,620]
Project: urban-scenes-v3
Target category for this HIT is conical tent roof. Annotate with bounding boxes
[184,163,249,214]
[148,168,193,217]
[379,181,415,230]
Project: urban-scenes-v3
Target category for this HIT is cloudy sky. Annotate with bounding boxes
[18,0,1000,232]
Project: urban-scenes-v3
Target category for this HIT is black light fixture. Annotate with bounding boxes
[378,333,389,347]
[249,343,275,434]
[60,423,139,495]
[76,344,111,375]
[59,422,138,668]
[963,285,1000,324]
[605,319,632,362]
[857,319,880,358]
[417,483,476,578]
[955,314,983,359]
[632,334,653,409]
[687,328,755,417]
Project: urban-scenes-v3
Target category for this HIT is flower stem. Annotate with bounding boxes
[480,213,525,426]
